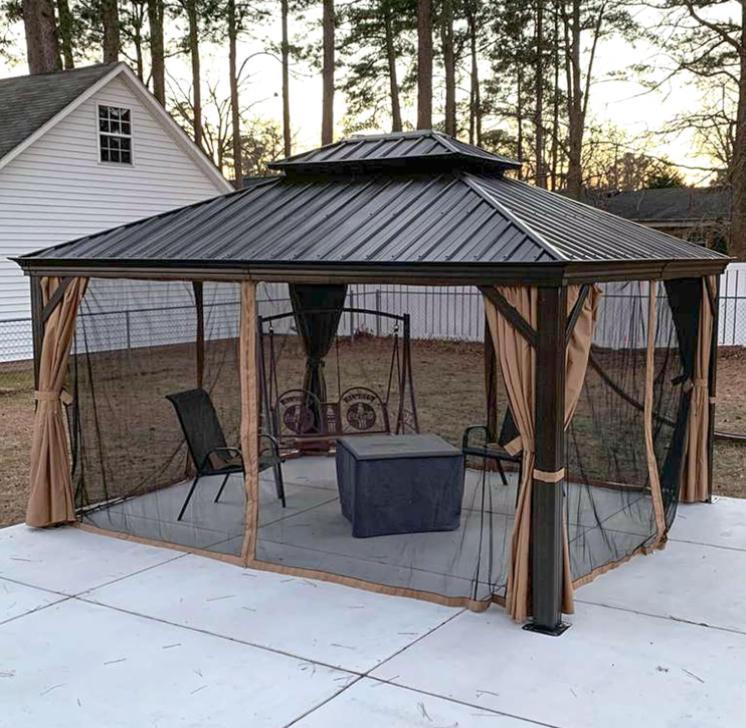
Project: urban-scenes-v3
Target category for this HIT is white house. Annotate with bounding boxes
[0,62,232,361]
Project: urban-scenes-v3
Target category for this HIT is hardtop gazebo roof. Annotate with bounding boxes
[16,131,729,284]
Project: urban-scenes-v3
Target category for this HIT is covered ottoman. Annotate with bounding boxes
[335,434,465,538]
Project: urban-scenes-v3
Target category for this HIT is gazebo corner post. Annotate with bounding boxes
[30,274,44,389]
[524,285,570,636]
[707,275,720,503]
[192,281,205,389]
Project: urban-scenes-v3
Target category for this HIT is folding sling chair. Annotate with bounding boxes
[166,388,286,521]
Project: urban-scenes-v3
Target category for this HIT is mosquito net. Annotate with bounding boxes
[70,278,245,556]
[65,276,698,610]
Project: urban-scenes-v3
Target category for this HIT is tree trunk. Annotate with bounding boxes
[321,0,334,144]
[147,0,165,104]
[730,2,746,259]
[132,1,145,80]
[280,0,291,156]
[534,0,546,188]
[57,0,74,68]
[228,0,242,188]
[102,0,119,63]
[565,0,584,199]
[22,0,60,74]
[383,4,402,132]
[186,0,202,148]
[516,67,523,179]
[441,0,456,136]
[466,7,481,145]
[550,0,560,190]
[416,0,433,129]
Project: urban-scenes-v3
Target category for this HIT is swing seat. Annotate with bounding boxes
[273,386,391,450]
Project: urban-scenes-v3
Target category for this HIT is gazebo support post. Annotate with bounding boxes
[525,285,569,636]
[707,276,719,502]
[30,275,44,389]
[193,281,205,389]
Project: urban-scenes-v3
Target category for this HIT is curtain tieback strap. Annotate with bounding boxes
[533,467,565,483]
[35,389,72,405]
[683,377,708,392]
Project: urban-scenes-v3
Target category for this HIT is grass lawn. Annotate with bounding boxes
[1,340,745,528]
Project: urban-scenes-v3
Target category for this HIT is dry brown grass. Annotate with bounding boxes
[1,339,745,528]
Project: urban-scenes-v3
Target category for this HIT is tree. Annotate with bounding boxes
[646,166,686,188]
[652,1,746,257]
[321,0,334,144]
[558,0,636,199]
[534,0,546,187]
[416,0,432,128]
[102,0,119,62]
[280,0,291,155]
[228,0,241,185]
[464,0,483,144]
[121,0,147,78]
[338,0,415,133]
[147,0,165,104]
[22,0,60,73]
[175,0,204,148]
[57,0,74,68]
[439,0,455,135]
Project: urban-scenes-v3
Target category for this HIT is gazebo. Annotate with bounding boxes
[16,130,729,635]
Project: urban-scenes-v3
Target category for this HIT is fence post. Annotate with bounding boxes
[125,311,131,350]
[349,290,355,341]
[376,289,381,337]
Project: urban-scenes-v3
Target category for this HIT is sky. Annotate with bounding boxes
[0,3,735,185]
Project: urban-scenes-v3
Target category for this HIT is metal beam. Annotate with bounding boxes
[526,286,568,636]
[478,286,538,348]
[565,284,590,345]
[40,276,73,323]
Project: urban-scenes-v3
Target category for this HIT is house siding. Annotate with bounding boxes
[0,73,228,347]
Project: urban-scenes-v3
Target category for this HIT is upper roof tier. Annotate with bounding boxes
[268,130,522,174]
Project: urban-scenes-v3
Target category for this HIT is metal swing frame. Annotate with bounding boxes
[257,307,419,452]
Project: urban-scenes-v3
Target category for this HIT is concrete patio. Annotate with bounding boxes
[1,496,745,727]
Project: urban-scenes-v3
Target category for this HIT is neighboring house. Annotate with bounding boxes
[0,62,232,361]
[586,187,730,249]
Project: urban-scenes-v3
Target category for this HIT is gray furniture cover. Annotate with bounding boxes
[336,434,465,538]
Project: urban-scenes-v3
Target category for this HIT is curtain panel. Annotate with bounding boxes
[484,284,600,621]
[26,277,88,528]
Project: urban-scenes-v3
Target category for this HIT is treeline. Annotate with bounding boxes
[7,0,746,256]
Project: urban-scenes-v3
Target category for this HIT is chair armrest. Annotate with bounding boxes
[201,447,243,471]
[260,433,285,461]
[462,425,489,451]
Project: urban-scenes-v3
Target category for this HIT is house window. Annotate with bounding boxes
[98,105,132,164]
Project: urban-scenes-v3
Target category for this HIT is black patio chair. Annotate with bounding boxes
[462,425,522,500]
[166,388,286,522]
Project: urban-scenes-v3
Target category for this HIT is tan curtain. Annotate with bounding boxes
[26,277,88,528]
[239,281,260,564]
[681,276,715,503]
[484,284,600,621]
[484,287,536,621]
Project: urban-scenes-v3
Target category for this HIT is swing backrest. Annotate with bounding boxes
[339,387,390,435]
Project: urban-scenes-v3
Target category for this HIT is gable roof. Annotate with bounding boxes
[0,62,231,191]
[587,187,730,225]
[269,130,521,174]
[0,64,117,161]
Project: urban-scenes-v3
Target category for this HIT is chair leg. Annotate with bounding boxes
[177,474,201,521]
[495,459,508,486]
[274,463,286,508]
[214,472,231,504]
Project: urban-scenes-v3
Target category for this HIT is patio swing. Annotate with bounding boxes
[257,285,419,454]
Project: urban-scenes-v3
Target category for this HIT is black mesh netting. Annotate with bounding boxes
[67,278,698,605]
[565,281,688,582]
[70,278,245,555]
[254,284,515,603]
